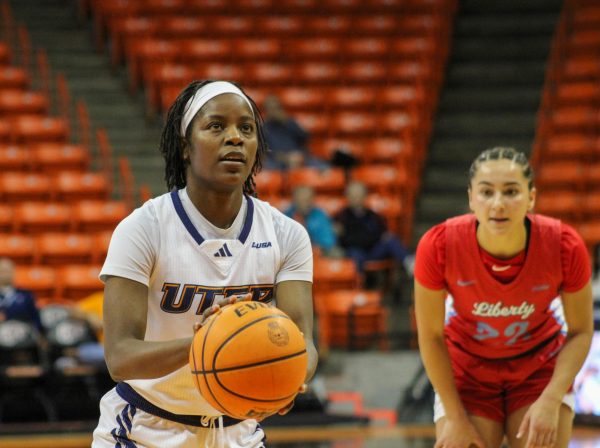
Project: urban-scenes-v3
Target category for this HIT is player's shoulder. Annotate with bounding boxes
[116,191,165,231]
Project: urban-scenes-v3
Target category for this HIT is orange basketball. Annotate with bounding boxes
[189,301,308,420]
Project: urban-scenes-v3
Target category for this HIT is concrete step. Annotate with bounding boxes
[445,62,545,87]
[428,138,533,165]
[452,37,552,62]
[461,0,562,13]
[439,88,541,112]
[455,14,558,37]
[435,112,537,138]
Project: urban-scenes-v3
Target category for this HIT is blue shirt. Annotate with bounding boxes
[285,205,337,252]
[0,287,44,333]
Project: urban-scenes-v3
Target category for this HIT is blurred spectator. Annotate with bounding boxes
[285,186,343,257]
[263,94,327,170]
[334,181,411,273]
[68,291,105,368]
[0,257,44,334]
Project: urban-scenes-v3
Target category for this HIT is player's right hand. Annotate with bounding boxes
[435,416,487,448]
[193,293,252,333]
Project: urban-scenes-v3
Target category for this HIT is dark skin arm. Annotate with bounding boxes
[273,279,318,415]
[103,276,244,382]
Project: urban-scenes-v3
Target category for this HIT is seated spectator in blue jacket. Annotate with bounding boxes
[334,181,411,273]
[0,257,44,334]
[285,186,342,257]
[263,94,327,170]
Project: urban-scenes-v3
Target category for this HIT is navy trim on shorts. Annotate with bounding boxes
[116,382,243,428]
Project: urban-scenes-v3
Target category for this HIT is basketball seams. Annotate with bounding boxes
[190,303,307,419]
[192,349,307,374]
[198,311,232,416]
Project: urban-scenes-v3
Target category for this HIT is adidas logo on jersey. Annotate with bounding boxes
[213,243,233,257]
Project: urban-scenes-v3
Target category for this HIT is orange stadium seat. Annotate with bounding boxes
[342,38,389,60]
[536,161,585,190]
[288,167,345,195]
[108,16,160,66]
[160,17,206,39]
[561,57,600,81]
[541,134,598,161]
[380,110,417,136]
[0,119,11,142]
[352,165,410,197]
[54,171,110,202]
[30,143,90,172]
[0,172,52,202]
[0,67,29,89]
[296,62,341,84]
[255,170,286,198]
[71,200,128,232]
[391,36,438,59]
[535,191,580,224]
[234,38,281,61]
[378,85,426,110]
[202,64,245,85]
[388,61,434,83]
[306,16,351,35]
[362,138,413,165]
[353,15,398,35]
[126,39,179,90]
[0,144,29,171]
[294,111,330,137]
[317,289,388,350]
[278,87,324,112]
[0,43,11,65]
[143,0,187,16]
[36,233,95,266]
[211,16,254,36]
[13,202,72,234]
[11,115,69,143]
[0,234,36,264]
[0,90,48,116]
[555,82,600,106]
[313,257,361,296]
[56,264,103,301]
[144,63,194,111]
[343,61,387,84]
[331,112,377,136]
[246,63,293,85]
[551,106,599,132]
[92,231,113,264]
[257,16,304,36]
[327,87,377,110]
[14,265,57,303]
[583,191,600,220]
[0,204,13,232]
[183,39,232,63]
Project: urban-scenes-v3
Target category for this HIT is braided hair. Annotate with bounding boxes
[159,80,267,196]
[468,147,534,190]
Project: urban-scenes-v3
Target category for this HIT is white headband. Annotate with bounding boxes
[180,81,254,136]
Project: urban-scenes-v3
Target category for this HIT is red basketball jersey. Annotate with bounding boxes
[444,214,564,359]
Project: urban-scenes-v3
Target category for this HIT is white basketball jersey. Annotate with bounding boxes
[100,189,312,416]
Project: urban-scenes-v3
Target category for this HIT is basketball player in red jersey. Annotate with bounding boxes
[414,147,593,448]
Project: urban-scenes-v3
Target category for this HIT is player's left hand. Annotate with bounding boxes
[193,293,252,333]
[517,395,561,448]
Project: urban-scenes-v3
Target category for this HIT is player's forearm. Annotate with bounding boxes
[418,334,468,420]
[540,330,593,402]
[105,337,193,381]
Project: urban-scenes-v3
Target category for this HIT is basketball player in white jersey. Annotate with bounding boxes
[91,80,318,448]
